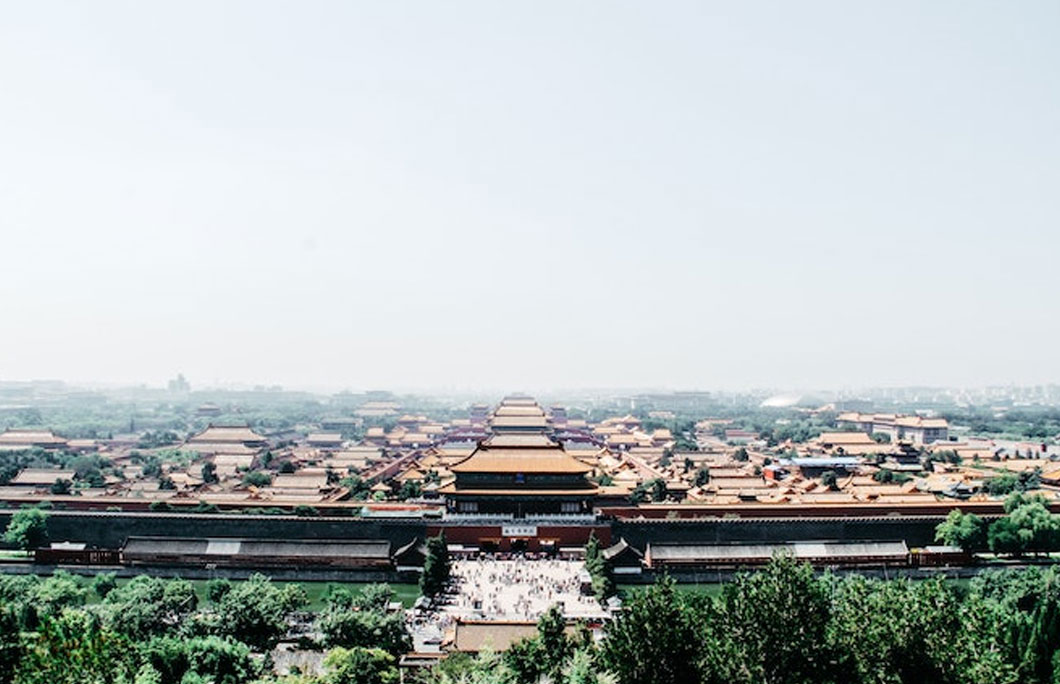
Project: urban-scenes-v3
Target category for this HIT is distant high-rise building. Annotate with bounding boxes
[167,373,190,393]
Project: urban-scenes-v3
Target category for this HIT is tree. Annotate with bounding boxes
[563,648,617,684]
[709,555,836,684]
[49,479,72,495]
[16,610,140,684]
[72,455,108,488]
[631,476,672,503]
[341,476,371,500]
[504,632,545,684]
[503,605,574,684]
[829,575,966,684]
[201,462,218,484]
[0,604,22,684]
[584,534,615,601]
[935,509,986,552]
[989,498,1060,556]
[397,480,422,500]
[694,467,710,487]
[420,533,450,598]
[601,577,700,684]
[422,649,509,684]
[349,583,397,612]
[987,474,1023,497]
[317,602,409,656]
[537,604,574,679]
[138,431,180,449]
[961,567,1059,682]
[989,516,1025,556]
[322,646,397,684]
[3,507,48,550]
[205,578,232,604]
[141,635,255,684]
[241,471,271,488]
[140,455,163,478]
[103,576,198,640]
[32,571,86,619]
[874,469,896,483]
[821,471,839,490]
[213,573,306,649]
[78,467,106,488]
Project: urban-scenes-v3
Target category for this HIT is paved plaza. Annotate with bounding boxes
[408,557,607,652]
[448,557,605,620]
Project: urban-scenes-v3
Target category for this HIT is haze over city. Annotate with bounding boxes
[2,1,1058,391]
[6,4,1060,682]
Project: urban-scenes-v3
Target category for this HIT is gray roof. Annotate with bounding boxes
[603,537,643,561]
[648,540,908,561]
[123,537,391,559]
[922,545,964,553]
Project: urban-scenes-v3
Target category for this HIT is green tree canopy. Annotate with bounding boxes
[420,534,450,598]
[601,577,700,684]
[321,646,397,684]
[141,635,255,684]
[103,576,198,640]
[935,509,986,552]
[3,508,49,551]
[211,574,307,650]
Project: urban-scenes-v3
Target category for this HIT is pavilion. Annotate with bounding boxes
[440,433,598,517]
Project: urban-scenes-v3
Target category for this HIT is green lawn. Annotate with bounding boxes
[621,576,973,601]
[673,583,724,598]
[618,583,723,599]
[78,576,420,609]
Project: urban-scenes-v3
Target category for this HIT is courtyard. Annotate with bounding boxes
[408,556,608,652]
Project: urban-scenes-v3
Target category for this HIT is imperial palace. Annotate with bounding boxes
[440,397,598,518]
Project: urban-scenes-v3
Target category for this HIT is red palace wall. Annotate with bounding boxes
[429,524,611,552]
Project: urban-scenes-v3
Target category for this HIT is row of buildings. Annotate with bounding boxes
[1,398,1055,521]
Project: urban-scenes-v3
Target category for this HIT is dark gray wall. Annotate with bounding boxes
[1,510,965,554]
[0,511,428,549]
[612,516,954,550]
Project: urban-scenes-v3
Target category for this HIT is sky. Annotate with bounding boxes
[1,1,1058,393]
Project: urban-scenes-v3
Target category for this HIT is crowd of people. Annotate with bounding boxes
[407,555,607,651]
[447,557,604,620]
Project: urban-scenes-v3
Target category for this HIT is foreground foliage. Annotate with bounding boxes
[416,558,1060,684]
[0,574,405,684]
[10,561,1060,683]
[420,533,450,598]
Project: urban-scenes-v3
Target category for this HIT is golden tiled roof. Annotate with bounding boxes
[450,444,592,475]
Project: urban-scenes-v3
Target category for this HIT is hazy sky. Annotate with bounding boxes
[1,1,1058,393]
